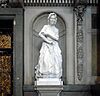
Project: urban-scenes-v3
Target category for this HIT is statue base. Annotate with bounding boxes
[34,78,63,96]
[35,78,63,85]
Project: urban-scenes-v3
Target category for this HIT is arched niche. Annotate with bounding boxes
[32,12,66,84]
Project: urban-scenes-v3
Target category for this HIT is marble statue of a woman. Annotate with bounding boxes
[35,13,62,79]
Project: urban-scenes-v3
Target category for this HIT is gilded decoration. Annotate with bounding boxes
[0,31,12,95]
[0,35,11,48]
[0,55,11,95]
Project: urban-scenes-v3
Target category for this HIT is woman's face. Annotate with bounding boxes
[49,15,57,26]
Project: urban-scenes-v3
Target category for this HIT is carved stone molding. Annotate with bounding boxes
[74,1,87,81]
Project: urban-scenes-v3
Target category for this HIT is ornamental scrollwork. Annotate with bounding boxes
[74,1,87,81]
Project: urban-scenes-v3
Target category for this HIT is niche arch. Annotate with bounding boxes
[32,12,67,84]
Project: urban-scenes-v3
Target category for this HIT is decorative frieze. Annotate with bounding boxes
[24,0,75,6]
[24,0,98,6]
[74,1,87,81]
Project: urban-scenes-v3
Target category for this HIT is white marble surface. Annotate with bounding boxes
[35,78,63,85]
[35,13,62,79]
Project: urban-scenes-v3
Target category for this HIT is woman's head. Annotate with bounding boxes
[48,13,57,25]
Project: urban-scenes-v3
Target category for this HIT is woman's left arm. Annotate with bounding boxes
[46,34,59,41]
[46,29,59,41]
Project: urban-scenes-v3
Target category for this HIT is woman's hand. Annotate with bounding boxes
[39,32,53,44]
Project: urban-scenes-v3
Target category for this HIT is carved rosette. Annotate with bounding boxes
[74,1,87,81]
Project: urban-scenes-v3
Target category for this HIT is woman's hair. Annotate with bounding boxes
[48,13,57,22]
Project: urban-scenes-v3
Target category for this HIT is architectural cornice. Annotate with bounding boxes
[0,0,98,8]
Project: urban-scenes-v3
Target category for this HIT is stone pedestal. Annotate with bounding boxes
[34,78,63,96]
